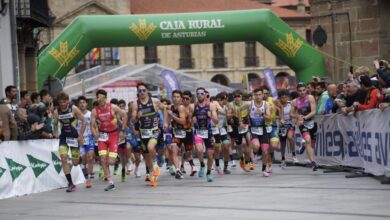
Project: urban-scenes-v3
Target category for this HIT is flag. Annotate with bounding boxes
[113,48,120,60]
[263,68,278,98]
[160,70,180,101]
[90,48,100,63]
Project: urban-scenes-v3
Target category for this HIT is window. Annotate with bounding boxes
[213,43,226,68]
[245,41,259,67]
[179,45,193,69]
[144,46,159,64]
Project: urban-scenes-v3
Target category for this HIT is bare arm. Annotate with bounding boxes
[210,103,218,125]
[112,104,127,131]
[290,99,298,120]
[73,106,86,138]
[305,95,317,120]
[90,109,98,139]
[264,102,271,121]
[174,105,186,125]
[53,110,59,138]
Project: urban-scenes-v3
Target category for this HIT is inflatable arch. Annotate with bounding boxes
[37,9,326,89]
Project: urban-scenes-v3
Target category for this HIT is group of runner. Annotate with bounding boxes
[54,82,319,192]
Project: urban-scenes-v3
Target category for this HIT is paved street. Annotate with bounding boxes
[1,163,390,220]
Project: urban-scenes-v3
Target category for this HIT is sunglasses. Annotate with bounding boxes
[138,89,147,94]
[263,92,269,95]
[234,95,242,98]
[183,97,190,101]
[197,92,205,96]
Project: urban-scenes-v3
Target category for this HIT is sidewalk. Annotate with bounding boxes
[0,163,389,220]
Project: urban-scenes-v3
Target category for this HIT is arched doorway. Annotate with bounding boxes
[275,71,296,90]
[211,74,230,86]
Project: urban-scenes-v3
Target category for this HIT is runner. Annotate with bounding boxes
[131,83,167,187]
[192,87,218,182]
[291,82,319,171]
[278,90,298,168]
[91,89,127,191]
[53,92,86,192]
[117,99,130,182]
[76,96,95,188]
[216,92,232,174]
[239,88,271,176]
[126,101,142,178]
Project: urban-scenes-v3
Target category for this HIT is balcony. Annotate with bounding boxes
[244,56,259,67]
[144,58,160,64]
[213,57,227,68]
[179,57,194,69]
[16,0,54,27]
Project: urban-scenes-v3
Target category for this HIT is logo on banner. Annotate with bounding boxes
[0,166,6,178]
[276,32,303,58]
[51,152,62,174]
[49,41,79,66]
[129,19,157,41]
[27,154,49,178]
[5,158,27,181]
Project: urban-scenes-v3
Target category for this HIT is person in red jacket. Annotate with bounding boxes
[353,75,379,111]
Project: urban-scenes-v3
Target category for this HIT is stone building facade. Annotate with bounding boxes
[310,0,390,83]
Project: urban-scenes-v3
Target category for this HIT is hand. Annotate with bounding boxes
[297,115,304,126]
[118,131,125,140]
[379,103,389,111]
[36,123,44,130]
[167,110,173,117]
[78,136,84,145]
[239,123,246,129]
[137,111,143,118]
[280,119,285,125]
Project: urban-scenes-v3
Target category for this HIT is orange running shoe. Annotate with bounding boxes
[85,179,92,188]
[240,160,249,172]
[149,176,156,187]
[249,162,255,170]
[153,165,160,184]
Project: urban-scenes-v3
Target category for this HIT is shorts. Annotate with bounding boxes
[279,124,295,142]
[299,122,318,140]
[117,142,128,156]
[193,129,214,149]
[266,125,279,142]
[230,125,249,145]
[172,129,194,152]
[59,134,80,159]
[140,129,160,154]
[250,127,269,146]
[98,131,118,158]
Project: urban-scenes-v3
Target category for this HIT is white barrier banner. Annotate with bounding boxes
[0,139,85,199]
[280,108,390,177]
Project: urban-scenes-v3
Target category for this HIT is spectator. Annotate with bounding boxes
[19,90,32,109]
[30,92,41,109]
[354,66,370,79]
[0,85,18,117]
[334,83,347,113]
[315,81,329,115]
[15,108,44,140]
[324,84,337,114]
[0,104,18,140]
[341,80,366,114]
[39,89,52,107]
[355,75,379,111]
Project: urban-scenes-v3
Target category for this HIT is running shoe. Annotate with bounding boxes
[249,162,255,170]
[85,179,92,188]
[168,166,176,176]
[298,144,305,155]
[240,160,249,172]
[190,166,198,176]
[198,166,205,177]
[262,171,270,177]
[121,175,126,183]
[104,183,115,191]
[66,184,76,192]
[280,160,287,169]
[230,160,237,168]
[266,164,272,173]
[99,167,104,180]
[175,170,184,179]
[215,166,224,176]
[113,168,119,176]
[153,165,160,184]
[145,173,150,182]
[223,169,232,174]
[292,156,299,163]
[180,166,186,174]
[206,174,213,182]
[312,161,319,171]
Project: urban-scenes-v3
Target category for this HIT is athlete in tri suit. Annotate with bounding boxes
[131,83,167,187]
[278,90,298,168]
[239,88,271,176]
[192,87,218,182]
[216,92,232,174]
[91,89,127,191]
[180,90,197,176]
[291,83,319,171]
[53,92,86,192]
[76,96,95,188]
[165,90,187,179]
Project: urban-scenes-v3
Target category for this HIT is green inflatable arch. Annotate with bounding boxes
[37,9,325,89]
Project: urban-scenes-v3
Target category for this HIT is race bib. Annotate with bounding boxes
[211,127,220,135]
[238,125,248,134]
[141,129,153,139]
[227,125,233,133]
[220,127,227,136]
[66,137,78,148]
[280,128,287,136]
[98,132,109,142]
[173,129,186,138]
[251,127,263,135]
[196,129,208,139]
[304,120,315,129]
[118,138,126,145]
[83,137,90,145]
[266,126,272,133]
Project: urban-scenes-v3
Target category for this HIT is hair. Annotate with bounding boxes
[77,96,87,103]
[137,82,148,90]
[296,82,306,89]
[110,98,119,105]
[118,99,126,106]
[5,85,16,94]
[290,91,299,99]
[92,100,99,107]
[56,92,69,101]
[96,89,107,97]
[261,86,270,92]
[196,87,206,93]
[160,98,170,105]
[20,90,28,99]
[253,88,263,94]
[39,89,50,99]
[358,75,372,88]
[172,90,183,97]
[31,92,39,103]
[278,89,290,97]
[354,66,370,78]
[232,89,242,96]
[183,90,192,97]
[216,92,227,100]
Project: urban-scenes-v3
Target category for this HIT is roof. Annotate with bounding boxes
[272,0,310,7]
[130,0,309,18]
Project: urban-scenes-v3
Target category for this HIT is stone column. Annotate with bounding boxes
[25,48,38,92]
